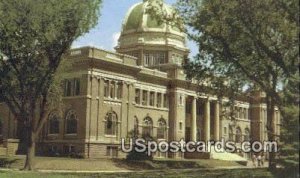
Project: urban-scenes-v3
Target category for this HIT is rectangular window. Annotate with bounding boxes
[142,90,148,106]
[104,80,109,97]
[73,78,80,96]
[135,89,140,104]
[149,92,155,106]
[157,93,162,107]
[144,53,150,66]
[163,94,168,108]
[149,54,154,66]
[245,108,248,119]
[186,103,191,114]
[158,52,166,64]
[117,82,122,99]
[64,79,72,96]
[179,122,183,130]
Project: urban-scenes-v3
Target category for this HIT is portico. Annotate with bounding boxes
[186,96,220,142]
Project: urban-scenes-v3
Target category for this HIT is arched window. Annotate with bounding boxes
[105,112,118,135]
[133,117,139,136]
[235,127,242,143]
[244,128,250,141]
[229,126,234,141]
[48,112,60,134]
[65,110,78,134]
[157,118,167,139]
[142,117,153,138]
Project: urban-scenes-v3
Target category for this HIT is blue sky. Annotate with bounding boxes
[72,0,198,58]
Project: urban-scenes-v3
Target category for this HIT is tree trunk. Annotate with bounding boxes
[23,128,35,170]
[266,95,277,170]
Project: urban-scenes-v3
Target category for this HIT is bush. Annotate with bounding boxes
[126,144,153,161]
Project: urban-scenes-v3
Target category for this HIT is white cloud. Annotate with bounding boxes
[112,32,121,50]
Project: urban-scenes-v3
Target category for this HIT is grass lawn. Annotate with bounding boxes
[0,156,244,171]
[0,156,289,177]
[0,168,275,178]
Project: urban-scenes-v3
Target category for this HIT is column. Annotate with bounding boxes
[214,101,220,140]
[139,89,142,105]
[147,90,150,106]
[191,97,197,141]
[204,98,210,141]
[107,80,111,98]
[114,82,118,99]
[154,92,157,107]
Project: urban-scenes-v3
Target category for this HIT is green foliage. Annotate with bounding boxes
[175,0,299,171]
[145,0,185,31]
[177,0,298,102]
[277,71,299,175]
[0,0,102,169]
[0,0,102,127]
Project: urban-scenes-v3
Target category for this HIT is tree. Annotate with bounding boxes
[277,72,299,177]
[174,0,298,170]
[0,0,102,170]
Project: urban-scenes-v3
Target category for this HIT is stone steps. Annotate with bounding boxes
[0,145,7,156]
[210,147,248,165]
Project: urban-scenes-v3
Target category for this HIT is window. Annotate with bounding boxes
[142,90,148,106]
[134,117,139,136]
[229,126,234,141]
[117,82,122,99]
[63,78,80,96]
[235,127,242,143]
[135,89,140,104]
[157,93,162,107]
[144,52,166,66]
[158,53,166,64]
[144,53,150,66]
[157,118,167,139]
[179,122,183,130]
[179,95,183,106]
[74,78,80,96]
[224,127,227,134]
[105,112,118,135]
[149,92,155,106]
[65,110,77,134]
[48,112,60,134]
[64,80,72,96]
[244,128,250,141]
[104,80,109,97]
[163,94,168,108]
[142,117,153,138]
[186,103,191,114]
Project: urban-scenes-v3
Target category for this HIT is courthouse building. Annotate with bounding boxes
[0,0,280,159]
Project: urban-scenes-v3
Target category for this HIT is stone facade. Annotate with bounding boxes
[0,0,280,159]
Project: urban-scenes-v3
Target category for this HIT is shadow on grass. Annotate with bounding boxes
[0,157,21,168]
[112,158,206,170]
